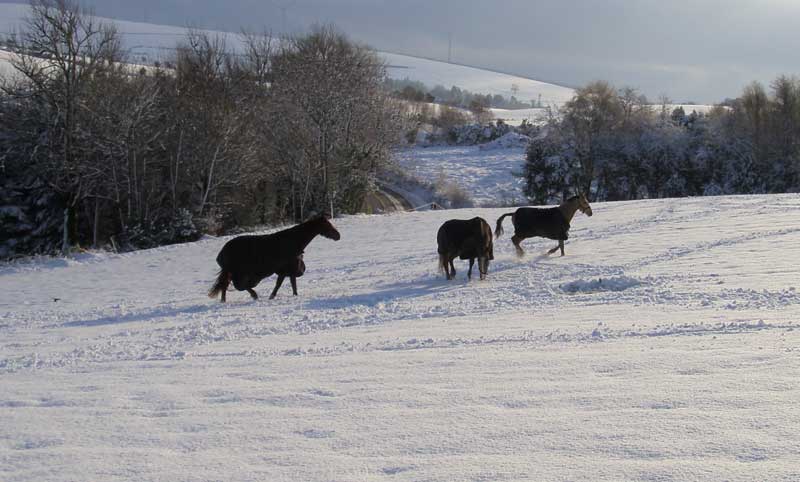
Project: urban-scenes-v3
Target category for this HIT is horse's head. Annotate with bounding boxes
[575,193,593,217]
[315,213,341,240]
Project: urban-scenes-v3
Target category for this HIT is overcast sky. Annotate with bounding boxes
[5,0,799,102]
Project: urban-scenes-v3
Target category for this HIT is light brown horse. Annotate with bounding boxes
[495,194,593,257]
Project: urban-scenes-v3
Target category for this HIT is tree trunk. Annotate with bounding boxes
[61,208,70,255]
[92,197,100,248]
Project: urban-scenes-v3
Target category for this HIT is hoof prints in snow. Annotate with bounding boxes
[298,429,335,439]
[14,438,64,450]
[561,276,644,293]
[382,465,416,475]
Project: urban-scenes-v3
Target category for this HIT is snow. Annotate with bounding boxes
[382,52,576,107]
[560,275,644,293]
[393,145,528,207]
[2,194,800,480]
[0,49,22,81]
[478,131,532,150]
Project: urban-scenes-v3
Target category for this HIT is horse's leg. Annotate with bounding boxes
[449,257,456,280]
[547,244,560,255]
[512,235,525,257]
[468,258,474,280]
[559,239,565,256]
[246,288,258,300]
[220,272,231,303]
[479,257,487,280]
[269,275,286,299]
[290,276,298,296]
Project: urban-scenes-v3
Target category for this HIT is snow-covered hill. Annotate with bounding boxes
[382,52,575,107]
[1,4,725,118]
[2,194,800,480]
[0,3,576,107]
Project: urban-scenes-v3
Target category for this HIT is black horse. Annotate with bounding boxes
[437,217,494,280]
[208,214,340,302]
[495,194,592,257]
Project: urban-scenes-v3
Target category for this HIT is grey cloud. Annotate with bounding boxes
[4,0,798,101]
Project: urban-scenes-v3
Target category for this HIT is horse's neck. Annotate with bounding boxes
[557,199,579,223]
[293,222,321,251]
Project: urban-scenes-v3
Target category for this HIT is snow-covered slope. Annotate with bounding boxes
[394,144,528,207]
[382,52,575,107]
[2,4,726,115]
[2,194,800,481]
[0,49,19,80]
[0,3,576,107]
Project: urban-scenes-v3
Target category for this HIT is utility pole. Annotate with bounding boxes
[447,32,452,63]
[275,0,295,37]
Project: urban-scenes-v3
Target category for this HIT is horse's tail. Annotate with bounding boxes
[208,270,230,299]
[495,212,514,238]
[438,253,448,275]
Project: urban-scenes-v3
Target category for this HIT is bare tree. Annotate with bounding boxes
[269,25,401,217]
[5,0,122,252]
[173,30,262,221]
[561,80,624,194]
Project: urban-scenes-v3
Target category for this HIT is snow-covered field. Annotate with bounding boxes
[393,145,528,207]
[2,194,800,481]
[382,53,575,107]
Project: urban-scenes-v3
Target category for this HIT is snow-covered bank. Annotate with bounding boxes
[393,145,528,207]
[2,195,800,480]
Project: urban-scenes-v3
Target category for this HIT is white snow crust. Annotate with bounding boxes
[2,194,800,481]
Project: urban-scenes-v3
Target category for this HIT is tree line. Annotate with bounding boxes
[523,79,800,204]
[0,0,403,258]
[386,78,538,111]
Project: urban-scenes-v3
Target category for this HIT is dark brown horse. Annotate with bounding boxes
[208,214,340,302]
[495,194,592,257]
[437,217,494,280]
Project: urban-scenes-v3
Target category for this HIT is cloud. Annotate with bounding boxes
[6,0,799,101]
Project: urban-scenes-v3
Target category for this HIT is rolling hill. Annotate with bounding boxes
[0,3,576,108]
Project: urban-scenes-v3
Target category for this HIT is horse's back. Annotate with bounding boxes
[439,217,493,258]
[513,207,569,240]
[217,235,267,268]
[437,219,465,253]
